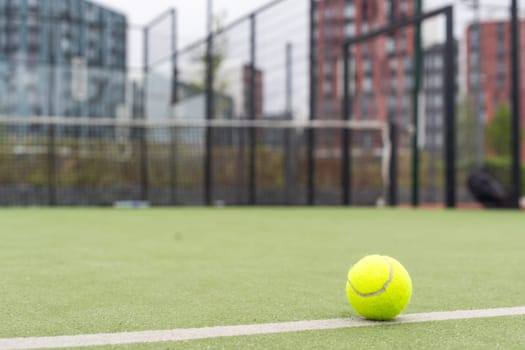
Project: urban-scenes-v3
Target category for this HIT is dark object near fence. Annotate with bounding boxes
[467,170,511,208]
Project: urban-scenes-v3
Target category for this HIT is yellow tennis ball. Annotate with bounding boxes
[346,255,412,321]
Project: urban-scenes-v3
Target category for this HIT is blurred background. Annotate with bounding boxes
[0,0,522,208]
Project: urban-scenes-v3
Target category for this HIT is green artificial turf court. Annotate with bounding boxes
[1,208,524,349]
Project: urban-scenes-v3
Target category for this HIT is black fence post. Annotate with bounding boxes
[307,0,317,206]
[511,0,522,209]
[342,44,351,206]
[342,5,456,209]
[47,124,57,206]
[140,27,149,202]
[47,18,57,206]
[237,118,245,205]
[204,20,214,206]
[389,119,398,206]
[170,9,178,206]
[284,42,293,205]
[411,0,422,207]
[443,7,456,208]
[248,14,257,205]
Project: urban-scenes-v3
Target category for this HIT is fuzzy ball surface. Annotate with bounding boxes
[346,255,412,321]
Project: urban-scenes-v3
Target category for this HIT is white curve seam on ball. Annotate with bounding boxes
[348,256,394,297]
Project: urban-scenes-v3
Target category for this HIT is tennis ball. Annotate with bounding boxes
[346,255,412,321]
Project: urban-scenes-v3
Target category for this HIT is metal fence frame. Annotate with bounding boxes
[2,0,521,208]
[342,5,456,208]
[168,0,317,206]
[510,0,522,209]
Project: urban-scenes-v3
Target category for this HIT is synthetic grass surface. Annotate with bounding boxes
[1,208,524,348]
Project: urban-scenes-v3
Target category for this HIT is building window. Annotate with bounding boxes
[404,57,412,72]
[470,72,480,85]
[324,81,332,96]
[432,74,440,89]
[404,77,412,91]
[363,76,372,93]
[389,58,397,72]
[363,60,372,73]
[400,0,409,13]
[434,56,442,70]
[325,62,332,75]
[345,23,355,37]
[388,95,396,109]
[361,43,368,56]
[361,101,368,117]
[386,37,395,54]
[403,96,410,110]
[390,77,396,92]
[497,22,505,42]
[470,51,479,68]
[471,27,480,45]
[399,35,407,53]
[324,7,332,19]
[344,5,355,18]
[434,96,442,109]
[497,73,505,89]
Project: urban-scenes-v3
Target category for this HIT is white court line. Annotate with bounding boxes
[1,306,525,350]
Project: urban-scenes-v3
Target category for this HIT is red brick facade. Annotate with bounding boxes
[315,0,415,119]
[353,0,414,124]
[315,0,415,149]
[315,0,346,121]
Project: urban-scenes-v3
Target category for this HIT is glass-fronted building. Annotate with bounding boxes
[0,0,127,118]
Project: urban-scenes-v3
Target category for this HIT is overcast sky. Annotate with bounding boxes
[96,0,270,47]
[95,0,525,49]
[92,0,525,119]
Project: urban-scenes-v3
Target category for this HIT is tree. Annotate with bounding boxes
[191,12,229,94]
[485,103,511,157]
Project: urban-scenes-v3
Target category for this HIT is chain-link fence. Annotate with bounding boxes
[0,0,523,207]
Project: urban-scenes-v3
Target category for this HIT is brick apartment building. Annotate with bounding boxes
[423,42,458,153]
[466,20,525,159]
[314,0,415,149]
